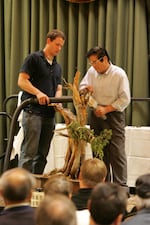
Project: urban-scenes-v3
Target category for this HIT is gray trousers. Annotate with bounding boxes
[89,110,128,187]
[18,111,55,174]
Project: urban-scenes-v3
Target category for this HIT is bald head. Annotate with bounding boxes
[0,168,36,204]
[36,194,77,225]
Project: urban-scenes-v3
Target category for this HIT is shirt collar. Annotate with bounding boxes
[4,202,30,210]
[40,50,57,65]
[98,62,112,76]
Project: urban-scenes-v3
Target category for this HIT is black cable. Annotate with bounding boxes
[3,97,73,172]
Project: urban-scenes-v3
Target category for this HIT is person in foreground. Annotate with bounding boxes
[88,182,127,225]
[79,46,130,189]
[71,158,107,210]
[44,173,73,198]
[35,194,77,225]
[122,173,150,225]
[18,29,65,174]
[0,167,36,225]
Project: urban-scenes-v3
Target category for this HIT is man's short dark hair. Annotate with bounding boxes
[86,46,110,61]
[136,173,150,199]
[46,29,65,41]
[89,182,127,225]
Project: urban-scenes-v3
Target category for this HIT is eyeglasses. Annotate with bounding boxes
[89,57,103,66]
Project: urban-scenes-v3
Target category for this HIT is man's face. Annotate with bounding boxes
[48,37,65,56]
[88,55,107,74]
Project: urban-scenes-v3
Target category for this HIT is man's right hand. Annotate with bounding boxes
[85,85,93,93]
[36,92,49,105]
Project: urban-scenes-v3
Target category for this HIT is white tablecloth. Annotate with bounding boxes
[125,126,150,187]
[12,125,150,186]
[44,123,93,173]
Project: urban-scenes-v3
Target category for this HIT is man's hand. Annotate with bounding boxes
[95,105,116,119]
[85,85,93,93]
[94,105,107,118]
[36,92,49,105]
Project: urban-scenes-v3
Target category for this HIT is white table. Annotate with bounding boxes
[44,123,93,173]
[12,125,150,187]
[125,126,150,187]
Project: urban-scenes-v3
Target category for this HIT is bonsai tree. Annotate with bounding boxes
[48,71,112,179]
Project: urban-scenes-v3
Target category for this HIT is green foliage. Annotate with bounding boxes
[67,121,112,160]
[90,129,112,160]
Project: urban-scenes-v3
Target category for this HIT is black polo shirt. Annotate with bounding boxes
[20,50,62,117]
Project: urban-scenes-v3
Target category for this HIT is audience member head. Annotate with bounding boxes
[0,168,36,205]
[44,173,73,198]
[79,158,107,188]
[135,173,150,209]
[88,182,127,225]
[35,194,77,225]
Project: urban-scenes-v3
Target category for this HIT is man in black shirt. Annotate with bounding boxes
[18,29,65,174]
[71,158,107,210]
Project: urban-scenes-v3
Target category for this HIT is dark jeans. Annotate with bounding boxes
[89,110,128,187]
[18,111,55,174]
